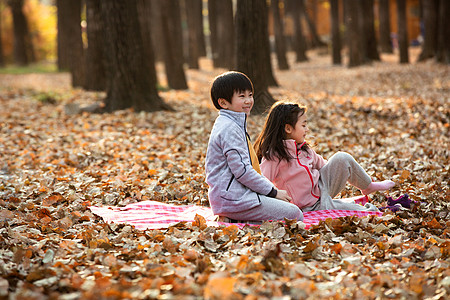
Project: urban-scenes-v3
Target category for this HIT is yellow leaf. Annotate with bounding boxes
[401,170,410,179]
[203,277,237,300]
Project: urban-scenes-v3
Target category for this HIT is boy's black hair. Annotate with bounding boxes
[210,71,254,110]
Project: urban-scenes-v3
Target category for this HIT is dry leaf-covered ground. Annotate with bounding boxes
[0,49,449,299]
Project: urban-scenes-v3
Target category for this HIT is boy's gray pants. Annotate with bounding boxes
[302,152,379,212]
[223,196,304,222]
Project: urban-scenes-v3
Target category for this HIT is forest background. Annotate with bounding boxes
[0,0,449,299]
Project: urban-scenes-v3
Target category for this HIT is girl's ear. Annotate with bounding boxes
[285,124,293,134]
[218,98,229,109]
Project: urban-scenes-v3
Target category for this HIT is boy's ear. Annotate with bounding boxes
[218,98,229,109]
[285,124,293,134]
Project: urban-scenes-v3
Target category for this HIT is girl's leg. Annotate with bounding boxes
[319,152,373,198]
[224,196,303,222]
[319,152,395,197]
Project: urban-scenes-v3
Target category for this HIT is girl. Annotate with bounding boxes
[254,101,395,212]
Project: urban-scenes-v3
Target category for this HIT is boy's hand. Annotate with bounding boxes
[275,190,292,202]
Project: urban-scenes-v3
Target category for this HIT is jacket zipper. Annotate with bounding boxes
[295,146,320,199]
[226,175,234,191]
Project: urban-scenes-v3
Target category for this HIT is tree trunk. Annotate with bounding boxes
[149,0,164,62]
[345,0,363,67]
[0,5,4,67]
[417,0,438,62]
[299,0,326,48]
[286,0,308,62]
[208,0,234,69]
[236,0,277,114]
[100,0,171,112]
[185,0,203,69]
[161,0,188,89]
[9,0,34,66]
[137,0,158,89]
[436,0,450,64]
[396,0,409,63]
[361,0,380,61]
[330,0,341,65]
[271,0,289,70]
[57,0,85,87]
[195,0,207,57]
[85,0,106,91]
[379,0,393,53]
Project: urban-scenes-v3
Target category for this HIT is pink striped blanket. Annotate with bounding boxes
[89,196,382,230]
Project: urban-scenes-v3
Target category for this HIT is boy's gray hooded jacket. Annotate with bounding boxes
[205,110,275,215]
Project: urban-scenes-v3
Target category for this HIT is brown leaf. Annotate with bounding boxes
[192,213,207,230]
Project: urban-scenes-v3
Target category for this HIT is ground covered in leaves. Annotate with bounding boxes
[0,50,449,299]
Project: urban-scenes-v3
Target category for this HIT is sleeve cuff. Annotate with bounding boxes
[267,187,277,198]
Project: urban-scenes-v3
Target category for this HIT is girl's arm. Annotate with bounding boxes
[260,157,279,183]
[311,149,327,169]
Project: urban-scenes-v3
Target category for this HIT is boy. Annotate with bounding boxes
[205,71,303,223]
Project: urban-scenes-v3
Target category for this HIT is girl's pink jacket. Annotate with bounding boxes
[260,140,327,209]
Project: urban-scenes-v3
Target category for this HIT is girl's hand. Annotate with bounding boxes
[275,190,292,202]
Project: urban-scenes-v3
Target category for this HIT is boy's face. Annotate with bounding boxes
[218,89,254,116]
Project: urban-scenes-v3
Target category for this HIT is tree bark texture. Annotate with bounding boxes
[149,0,165,62]
[236,0,277,114]
[396,0,409,63]
[185,0,203,69]
[286,0,307,62]
[207,0,234,69]
[345,0,363,67]
[436,0,450,64]
[330,0,341,65]
[271,0,289,70]
[360,0,380,61]
[137,0,159,88]
[378,0,393,53]
[417,0,438,62]
[9,0,34,66]
[161,0,188,89]
[299,0,325,48]
[85,0,106,91]
[0,6,4,67]
[100,0,171,112]
[57,0,84,87]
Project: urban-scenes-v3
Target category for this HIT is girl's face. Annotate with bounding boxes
[285,112,308,144]
[219,89,254,116]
